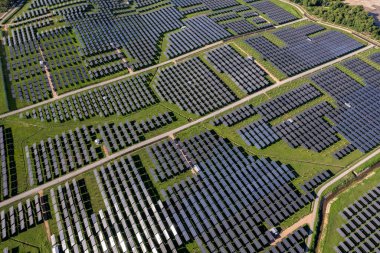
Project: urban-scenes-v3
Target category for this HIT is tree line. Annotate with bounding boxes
[0,0,15,13]
[291,0,380,39]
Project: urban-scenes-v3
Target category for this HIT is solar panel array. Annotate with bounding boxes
[98,111,177,153]
[312,65,380,153]
[342,58,380,87]
[155,57,238,115]
[301,170,333,192]
[206,45,270,94]
[256,83,322,121]
[238,119,280,149]
[148,138,193,182]
[1,195,47,241]
[333,144,356,160]
[93,157,183,252]
[166,16,232,59]
[273,102,339,152]
[224,19,264,35]
[265,226,310,253]
[0,127,16,201]
[50,179,102,253]
[335,184,380,253]
[246,24,364,76]
[202,0,239,10]
[162,130,316,252]
[370,52,380,64]
[211,13,240,23]
[251,0,297,24]
[212,104,256,127]
[0,127,9,200]
[311,67,363,103]
[25,126,99,185]
[25,74,158,122]
[328,84,380,153]
[69,6,184,70]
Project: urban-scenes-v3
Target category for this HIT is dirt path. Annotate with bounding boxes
[38,46,58,98]
[102,145,110,157]
[38,190,51,242]
[232,42,280,83]
[271,214,313,245]
[254,59,280,83]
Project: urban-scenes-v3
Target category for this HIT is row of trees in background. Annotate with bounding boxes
[291,0,380,39]
[0,0,14,13]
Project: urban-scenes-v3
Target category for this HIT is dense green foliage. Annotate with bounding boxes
[0,0,13,12]
[291,0,380,39]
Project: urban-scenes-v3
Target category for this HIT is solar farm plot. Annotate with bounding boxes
[154,57,238,116]
[370,52,380,64]
[223,19,271,35]
[256,83,322,122]
[25,74,158,122]
[238,119,280,149]
[69,6,184,70]
[273,102,340,152]
[312,66,380,153]
[161,130,317,252]
[245,24,365,76]
[327,84,380,153]
[0,126,16,201]
[311,67,363,104]
[173,0,239,11]
[50,179,104,253]
[206,45,270,94]
[342,58,380,87]
[37,27,90,91]
[1,195,49,241]
[92,156,184,253]
[165,16,232,59]
[335,184,380,253]
[212,104,257,127]
[98,111,177,153]
[25,125,99,185]
[265,226,311,253]
[251,0,298,24]
[4,24,53,104]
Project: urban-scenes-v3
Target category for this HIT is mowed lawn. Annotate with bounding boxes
[321,169,380,252]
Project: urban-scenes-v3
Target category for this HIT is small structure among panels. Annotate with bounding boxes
[155,57,238,115]
[265,226,311,253]
[335,183,380,253]
[206,45,270,94]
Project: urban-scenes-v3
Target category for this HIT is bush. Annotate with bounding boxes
[291,0,380,39]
